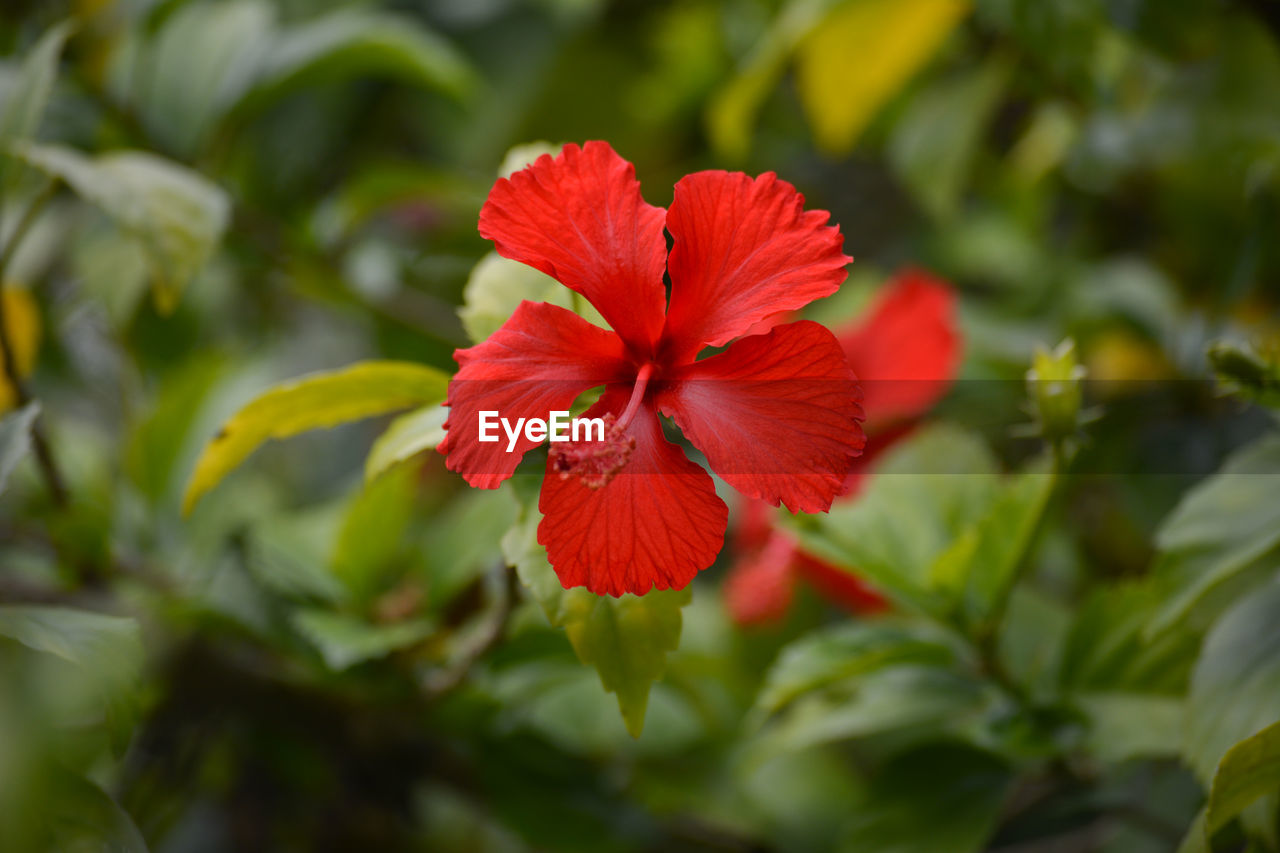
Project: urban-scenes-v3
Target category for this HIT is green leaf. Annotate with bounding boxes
[0,605,142,682]
[13,143,230,313]
[1078,692,1185,763]
[183,360,448,514]
[502,492,575,620]
[1148,434,1280,636]
[561,590,690,740]
[785,425,1000,615]
[501,498,689,737]
[1207,719,1280,838]
[332,465,417,602]
[0,401,39,495]
[483,661,702,757]
[423,488,518,608]
[761,665,995,755]
[1177,810,1209,853]
[797,0,971,156]
[71,230,152,327]
[0,21,73,196]
[106,3,474,157]
[838,744,1011,853]
[126,0,273,157]
[996,585,1071,695]
[1058,582,1197,693]
[0,605,144,752]
[364,403,445,483]
[1185,576,1280,784]
[1208,340,1280,410]
[49,772,149,853]
[245,505,347,603]
[125,357,227,503]
[0,21,72,142]
[291,608,433,671]
[754,622,958,718]
[889,57,1010,219]
[935,457,1056,631]
[239,9,475,112]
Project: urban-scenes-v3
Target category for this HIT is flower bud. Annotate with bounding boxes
[1026,339,1086,449]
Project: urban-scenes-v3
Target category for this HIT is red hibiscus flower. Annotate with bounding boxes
[441,141,865,596]
[725,268,962,625]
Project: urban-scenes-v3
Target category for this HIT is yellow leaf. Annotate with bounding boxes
[0,288,41,413]
[796,0,970,155]
[182,360,448,514]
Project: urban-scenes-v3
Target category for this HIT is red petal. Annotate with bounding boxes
[441,301,631,488]
[662,171,850,361]
[538,386,728,597]
[724,531,798,627]
[478,141,668,356]
[657,321,865,514]
[839,268,962,425]
[732,495,776,554]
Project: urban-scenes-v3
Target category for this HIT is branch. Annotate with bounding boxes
[0,180,68,507]
[419,564,516,700]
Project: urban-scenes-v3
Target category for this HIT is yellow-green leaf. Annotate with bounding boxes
[497,141,562,179]
[183,360,448,514]
[364,403,446,483]
[1207,719,1280,837]
[333,464,417,601]
[796,0,970,155]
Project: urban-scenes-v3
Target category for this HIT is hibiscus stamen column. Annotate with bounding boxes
[616,362,655,431]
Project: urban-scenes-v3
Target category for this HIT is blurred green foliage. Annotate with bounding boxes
[1,0,1279,850]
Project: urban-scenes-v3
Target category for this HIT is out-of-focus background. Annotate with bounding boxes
[1,0,1279,850]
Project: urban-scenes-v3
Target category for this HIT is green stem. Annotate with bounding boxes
[0,180,68,508]
[972,450,1067,705]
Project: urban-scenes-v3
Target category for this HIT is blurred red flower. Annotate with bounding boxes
[725,269,963,625]
[442,141,865,596]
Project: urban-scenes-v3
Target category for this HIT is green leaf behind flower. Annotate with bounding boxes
[501,495,689,737]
